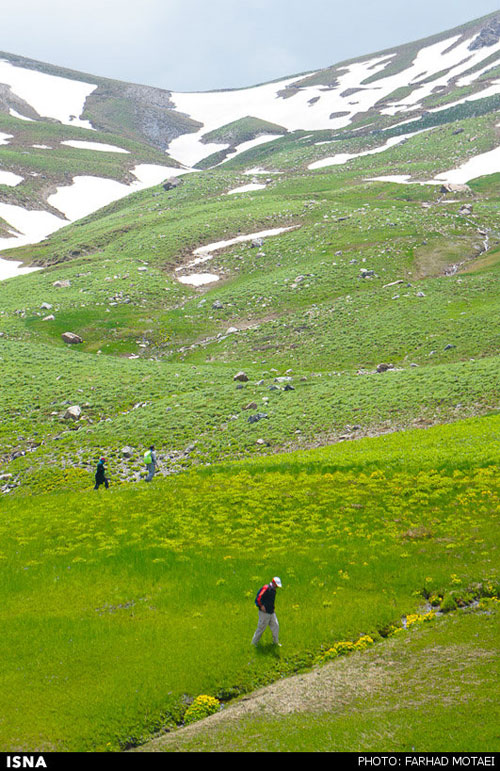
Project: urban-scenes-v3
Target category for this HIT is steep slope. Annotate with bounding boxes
[0,11,499,493]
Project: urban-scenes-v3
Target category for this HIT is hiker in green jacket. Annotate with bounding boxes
[144,445,157,482]
[94,457,109,490]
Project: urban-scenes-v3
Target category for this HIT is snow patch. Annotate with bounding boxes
[177,273,219,286]
[0,258,41,281]
[434,144,500,184]
[0,170,24,186]
[48,166,192,220]
[226,183,266,195]
[0,201,64,256]
[0,59,97,129]
[61,140,130,153]
[9,109,35,121]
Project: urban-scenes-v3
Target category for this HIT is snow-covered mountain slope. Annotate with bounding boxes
[0,10,499,277]
[168,14,500,167]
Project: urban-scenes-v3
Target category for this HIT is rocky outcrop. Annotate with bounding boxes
[468,18,500,50]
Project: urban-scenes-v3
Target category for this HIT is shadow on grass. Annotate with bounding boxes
[253,643,281,658]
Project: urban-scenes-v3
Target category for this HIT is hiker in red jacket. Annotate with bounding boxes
[252,577,282,647]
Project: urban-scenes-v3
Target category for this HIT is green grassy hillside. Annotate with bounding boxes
[1,12,500,753]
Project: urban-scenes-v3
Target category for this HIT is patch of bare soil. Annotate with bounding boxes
[135,627,495,752]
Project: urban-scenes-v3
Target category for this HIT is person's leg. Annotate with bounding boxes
[252,611,270,645]
[94,479,100,490]
[269,613,280,644]
[146,463,155,481]
[104,477,109,489]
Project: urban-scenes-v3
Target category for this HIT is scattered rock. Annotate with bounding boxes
[376,363,394,373]
[53,279,71,288]
[440,183,472,194]
[212,300,224,309]
[42,315,55,321]
[251,238,264,248]
[41,302,53,310]
[243,402,258,410]
[248,412,268,424]
[233,371,249,382]
[61,332,83,344]
[63,405,81,421]
[468,18,500,50]
[121,446,134,458]
[162,177,183,191]
[383,279,404,288]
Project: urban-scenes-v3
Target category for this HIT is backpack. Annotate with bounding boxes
[144,450,152,464]
[255,585,267,609]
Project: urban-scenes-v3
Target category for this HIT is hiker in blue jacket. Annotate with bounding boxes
[252,577,282,646]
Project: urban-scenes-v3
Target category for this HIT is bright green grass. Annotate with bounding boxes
[0,416,498,750]
[147,609,500,752]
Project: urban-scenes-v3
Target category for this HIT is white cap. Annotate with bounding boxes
[272,576,282,588]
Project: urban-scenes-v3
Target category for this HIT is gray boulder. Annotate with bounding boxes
[376,363,394,373]
[62,332,83,344]
[162,177,182,191]
[64,405,81,421]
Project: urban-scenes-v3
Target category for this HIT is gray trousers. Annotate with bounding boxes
[252,610,279,645]
[145,463,156,481]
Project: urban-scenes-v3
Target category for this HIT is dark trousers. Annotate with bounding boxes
[94,476,109,490]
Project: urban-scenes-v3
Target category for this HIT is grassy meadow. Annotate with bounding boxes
[0,416,499,750]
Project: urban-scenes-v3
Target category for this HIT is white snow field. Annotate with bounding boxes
[0,170,24,186]
[434,143,500,184]
[48,165,191,220]
[226,183,266,194]
[0,59,97,128]
[0,257,41,281]
[9,109,35,121]
[0,132,12,146]
[0,202,63,279]
[308,134,412,170]
[61,140,130,153]
[177,273,220,286]
[167,32,500,167]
